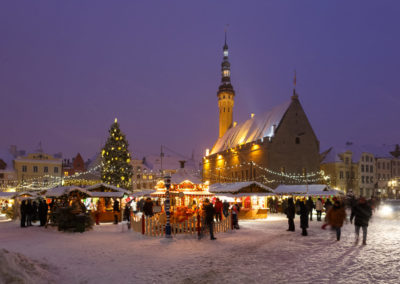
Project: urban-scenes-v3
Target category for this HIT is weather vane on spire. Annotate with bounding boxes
[294,69,297,88]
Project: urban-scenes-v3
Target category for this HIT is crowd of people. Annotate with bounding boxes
[20,199,48,227]
[284,196,374,245]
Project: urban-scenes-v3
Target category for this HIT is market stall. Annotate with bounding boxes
[209,182,274,219]
[85,183,130,222]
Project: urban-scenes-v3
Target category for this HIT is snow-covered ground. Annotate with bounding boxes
[1,212,399,284]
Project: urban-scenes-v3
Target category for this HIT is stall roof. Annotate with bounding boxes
[89,191,125,198]
[130,189,156,197]
[45,186,91,198]
[274,184,344,195]
[85,183,129,193]
[215,192,274,198]
[0,191,16,199]
[209,182,273,194]
[171,168,202,185]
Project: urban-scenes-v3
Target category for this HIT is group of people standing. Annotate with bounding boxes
[285,196,373,245]
[20,199,48,227]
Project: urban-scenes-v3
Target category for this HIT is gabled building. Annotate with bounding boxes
[203,35,321,188]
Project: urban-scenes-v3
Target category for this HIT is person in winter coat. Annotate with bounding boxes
[231,203,240,229]
[214,198,223,222]
[306,197,315,221]
[299,201,309,236]
[143,198,154,217]
[295,199,301,215]
[113,199,120,224]
[26,200,33,226]
[222,200,229,217]
[315,198,323,221]
[20,200,27,228]
[285,198,295,232]
[324,198,333,213]
[350,197,372,245]
[38,200,48,227]
[203,199,216,240]
[326,200,347,241]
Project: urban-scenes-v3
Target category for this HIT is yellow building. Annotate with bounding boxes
[14,151,62,189]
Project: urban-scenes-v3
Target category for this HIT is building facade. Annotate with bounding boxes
[203,37,321,188]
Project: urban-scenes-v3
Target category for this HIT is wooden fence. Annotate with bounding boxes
[131,212,232,237]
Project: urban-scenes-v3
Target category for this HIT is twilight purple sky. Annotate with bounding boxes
[1,1,400,160]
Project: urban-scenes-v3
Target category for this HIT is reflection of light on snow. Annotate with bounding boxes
[380,205,393,216]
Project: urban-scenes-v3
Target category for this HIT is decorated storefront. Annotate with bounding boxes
[209,182,274,219]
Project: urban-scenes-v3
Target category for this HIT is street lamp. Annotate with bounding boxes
[164,174,172,238]
[388,179,398,199]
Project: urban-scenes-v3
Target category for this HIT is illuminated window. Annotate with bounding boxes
[223,70,230,77]
[33,166,38,173]
[22,165,27,172]
[54,167,59,173]
[64,172,69,176]
[44,166,48,173]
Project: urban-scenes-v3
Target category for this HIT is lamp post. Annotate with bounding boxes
[164,174,172,238]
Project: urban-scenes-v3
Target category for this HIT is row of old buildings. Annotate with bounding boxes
[1,35,399,198]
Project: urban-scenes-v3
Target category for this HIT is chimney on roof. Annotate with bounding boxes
[179,160,186,169]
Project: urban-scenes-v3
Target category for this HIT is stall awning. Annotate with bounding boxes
[209,182,273,194]
[45,186,91,198]
[85,183,130,193]
[274,184,344,196]
[0,192,16,199]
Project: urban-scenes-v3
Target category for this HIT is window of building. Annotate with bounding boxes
[22,165,27,172]
[64,171,69,176]
[378,173,381,179]
[44,166,48,173]
[383,163,385,170]
[387,163,390,169]
[361,165,364,172]
[351,171,355,178]
[370,165,373,172]
[370,177,373,183]
[346,171,349,179]
[345,158,349,164]
[33,166,38,173]
[377,162,380,169]
[362,156,364,162]
[361,176,365,183]
[366,156,369,162]
[365,166,369,173]
[360,188,364,196]
[54,167,59,173]
[366,176,369,183]
[340,171,344,179]
[295,137,300,144]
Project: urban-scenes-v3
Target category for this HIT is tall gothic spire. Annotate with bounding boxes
[218,29,234,96]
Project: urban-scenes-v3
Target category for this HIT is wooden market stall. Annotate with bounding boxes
[274,184,345,197]
[209,182,274,219]
[85,183,130,222]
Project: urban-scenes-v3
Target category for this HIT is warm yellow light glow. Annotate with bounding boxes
[251,113,255,118]
[251,144,260,150]
[233,121,237,127]
[126,159,130,163]
[114,118,118,123]
[121,176,125,180]
[218,155,223,160]
[205,148,210,156]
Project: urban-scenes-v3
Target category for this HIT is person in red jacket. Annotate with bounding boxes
[214,198,223,222]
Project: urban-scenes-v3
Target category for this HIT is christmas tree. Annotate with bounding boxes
[101,118,133,189]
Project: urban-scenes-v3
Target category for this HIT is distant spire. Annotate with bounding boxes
[218,27,234,96]
[292,69,298,100]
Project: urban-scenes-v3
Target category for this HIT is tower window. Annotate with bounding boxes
[295,137,300,144]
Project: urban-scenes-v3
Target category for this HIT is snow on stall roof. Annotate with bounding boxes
[274,184,335,194]
[215,192,274,198]
[209,182,274,193]
[130,189,156,197]
[0,192,16,199]
[171,168,201,184]
[89,192,125,198]
[85,183,129,193]
[211,100,291,154]
[45,186,90,198]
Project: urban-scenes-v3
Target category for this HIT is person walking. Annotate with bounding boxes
[113,199,120,224]
[214,198,223,222]
[20,200,27,228]
[315,198,323,221]
[306,197,315,221]
[326,200,347,241]
[285,198,295,232]
[300,201,309,236]
[350,197,372,245]
[203,198,216,240]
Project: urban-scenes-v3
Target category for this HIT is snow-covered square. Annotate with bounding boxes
[1,213,399,284]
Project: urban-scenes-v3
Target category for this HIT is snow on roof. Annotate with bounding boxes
[215,192,274,198]
[209,182,273,194]
[211,100,291,154]
[0,192,16,199]
[85,183,129,193]
[89,191,125,198]
[0,150,16,171]
[45,186,89,197]
[322,143,398,164]
[171,168,202,184]
[130,189,156,197]
[274,184,330,194]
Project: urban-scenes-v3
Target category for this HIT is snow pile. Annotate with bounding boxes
[0,249,56,284]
